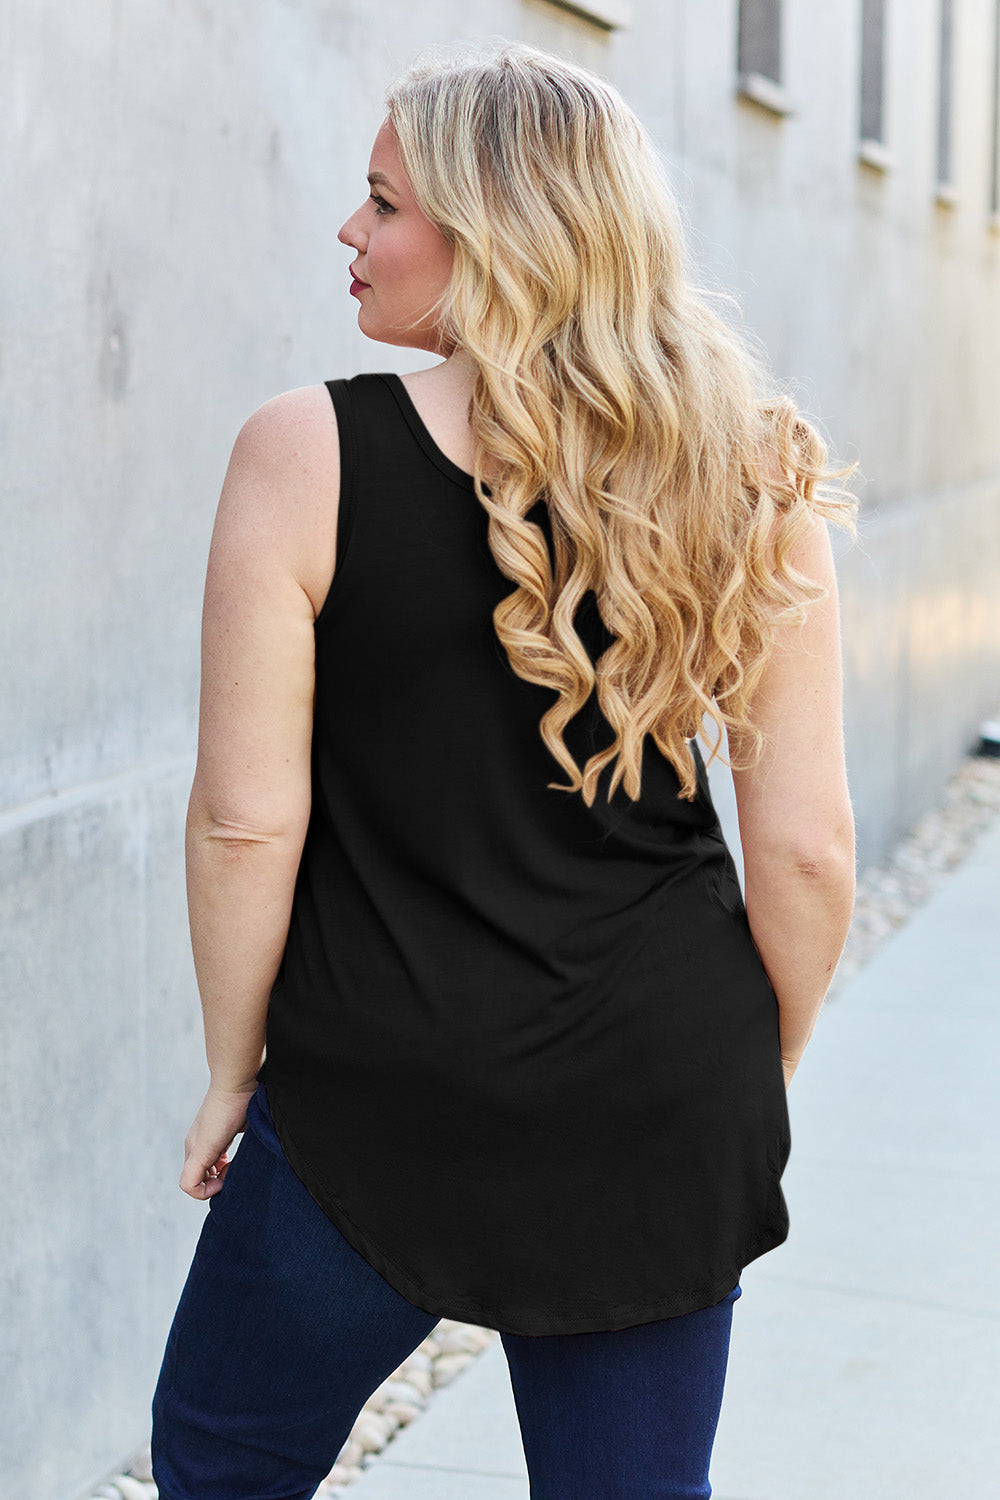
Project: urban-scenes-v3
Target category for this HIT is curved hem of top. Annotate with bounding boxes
[266,1084,788,1337]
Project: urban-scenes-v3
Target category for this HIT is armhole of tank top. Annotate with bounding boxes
[314,378,358,632]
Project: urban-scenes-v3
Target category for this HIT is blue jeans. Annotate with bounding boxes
[151,1081,742,1499]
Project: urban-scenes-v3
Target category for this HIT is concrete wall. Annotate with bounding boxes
[655,0,1000,866]
[2,2,998,1495]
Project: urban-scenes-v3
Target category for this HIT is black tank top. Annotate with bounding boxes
[256,371,791,1336]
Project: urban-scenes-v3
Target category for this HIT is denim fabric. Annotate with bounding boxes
[151,1080,741,1499]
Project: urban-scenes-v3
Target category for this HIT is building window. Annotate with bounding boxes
[859,0,893,171]
[736,0,793,117]
[991,0,1000,218]
[739,0,781,82]
[860,0,886,143]
[936,0,957,204]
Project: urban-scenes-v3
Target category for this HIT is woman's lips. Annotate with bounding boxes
[350,278,370,295]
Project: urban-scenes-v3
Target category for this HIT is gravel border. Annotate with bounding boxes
[86,743,1000,1500]
[827,748,1000,996]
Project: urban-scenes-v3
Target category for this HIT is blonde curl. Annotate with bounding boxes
[385,40,858,804]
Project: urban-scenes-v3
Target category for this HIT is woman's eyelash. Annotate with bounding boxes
[369,193,394,216]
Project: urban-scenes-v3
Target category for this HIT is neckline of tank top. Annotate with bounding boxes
[377,372,492,495]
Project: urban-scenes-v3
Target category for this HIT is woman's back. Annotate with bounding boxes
[256,370,791,1337]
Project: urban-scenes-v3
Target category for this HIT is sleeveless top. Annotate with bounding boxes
[255,371,791,1337]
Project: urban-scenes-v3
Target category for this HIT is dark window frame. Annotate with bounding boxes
[860,0,887,146]
[736,0,794,117]
[936,0,956,199]
[858,0,894,172]
[738,0,782,84]
[991,0,1000,216]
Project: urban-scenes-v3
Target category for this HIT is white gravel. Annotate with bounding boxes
[828,749,1000,996]
[87,743,1000,1500]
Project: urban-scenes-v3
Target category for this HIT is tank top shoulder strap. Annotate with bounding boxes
[324,378,359,579]
[316,370,491,628]
[314,377,363,630]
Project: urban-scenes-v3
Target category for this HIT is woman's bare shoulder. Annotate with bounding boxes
[223,383,341,622]
[235,382,340,465]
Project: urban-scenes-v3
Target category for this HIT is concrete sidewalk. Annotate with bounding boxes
[350,816,1000,1500]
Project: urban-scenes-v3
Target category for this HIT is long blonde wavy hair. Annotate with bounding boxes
[384,40,858,805]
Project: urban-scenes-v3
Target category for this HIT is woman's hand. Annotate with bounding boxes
[179,1079,260,1199]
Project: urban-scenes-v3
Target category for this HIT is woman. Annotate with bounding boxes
[151,39,857,1500]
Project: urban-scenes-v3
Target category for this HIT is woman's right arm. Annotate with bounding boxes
[729,511,856,1088]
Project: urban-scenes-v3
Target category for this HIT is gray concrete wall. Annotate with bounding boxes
[2,2,998,1496]
[648,0,1000,867]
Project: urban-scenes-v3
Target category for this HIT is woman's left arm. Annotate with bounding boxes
[179,386,339,1199]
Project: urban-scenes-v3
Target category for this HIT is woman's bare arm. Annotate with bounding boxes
[180,384,339,1197]
[729,511,856,1087]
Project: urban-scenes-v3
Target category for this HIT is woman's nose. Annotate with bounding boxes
[337,210,365,249]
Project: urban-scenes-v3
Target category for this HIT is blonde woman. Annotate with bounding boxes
[151,40,857,1500]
